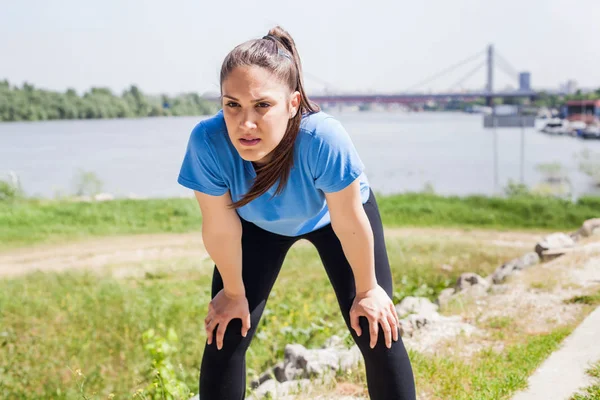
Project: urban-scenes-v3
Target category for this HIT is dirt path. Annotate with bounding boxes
[0,232,208,278]
[0,227,546,278]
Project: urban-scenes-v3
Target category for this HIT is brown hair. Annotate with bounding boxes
[220,26,320,209]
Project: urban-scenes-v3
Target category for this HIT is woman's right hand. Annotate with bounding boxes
[204,289,251,350]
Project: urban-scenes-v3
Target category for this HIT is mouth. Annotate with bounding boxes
[239,138,261,147]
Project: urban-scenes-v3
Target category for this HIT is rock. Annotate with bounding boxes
[458,284,489,298]
[490,284,511,294]
[398,319,414,337]
[521,251,541,267]
[338,345,362,371]
[252,378,312,399]
[251,363,280,389]
[398,309,476,347]
[290,344,339,376]
[406,313,431,329]
[395,296,439,318]
[435,288,456,308]
[440,263,454,272]
[576,218,600,238]
[274,360,304,382]
[491,252,540,284]
[251,337,365,391]
[323,335,345,349]
[534,233,575,260]
[273,343,363,383]
[455,273,489,291]
[93,192,114,201]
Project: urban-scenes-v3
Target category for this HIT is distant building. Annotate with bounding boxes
[564,100,600,124]
[560,80,578,95]
[519,72,531,91]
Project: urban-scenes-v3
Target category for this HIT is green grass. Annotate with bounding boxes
[571,360,600,399]
[0,234,519,399]
[0,234,582,399]
[564,293,600,306]
[2,192,599,250]
[0,198,202,250]
[411,327,574,400]
[377,192,600,230]
[1,192,599,398]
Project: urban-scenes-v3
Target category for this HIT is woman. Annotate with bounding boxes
[177,26,416,400]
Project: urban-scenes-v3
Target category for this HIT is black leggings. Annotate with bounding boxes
[200,189,416,400]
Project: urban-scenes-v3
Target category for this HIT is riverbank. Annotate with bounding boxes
[1,223,599,399]
[2,190,600,398]
[2,192,599,251]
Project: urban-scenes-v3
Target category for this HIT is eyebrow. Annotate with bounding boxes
[222,95,271,102]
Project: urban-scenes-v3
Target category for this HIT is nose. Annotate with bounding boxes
[240,109,257,131]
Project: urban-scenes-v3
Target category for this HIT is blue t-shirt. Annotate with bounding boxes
[177,109,370,236]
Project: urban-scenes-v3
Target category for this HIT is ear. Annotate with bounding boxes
[289,91,301,118]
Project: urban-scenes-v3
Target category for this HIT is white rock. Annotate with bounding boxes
[535,233,576,259]
[576,218,600,238]
[93,192,114,201]
[491,252,540,284]
[395,296,439,318]
[435,288,456,308]
[455,272,489,291]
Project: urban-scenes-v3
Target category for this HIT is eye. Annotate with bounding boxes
[256,102,271,108]
[225,102,239,108]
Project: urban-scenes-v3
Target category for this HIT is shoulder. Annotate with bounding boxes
[189,109,228,146]
[297,111,350,156]
[299,110,345,139]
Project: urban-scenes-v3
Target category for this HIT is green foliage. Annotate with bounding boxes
[0,80,220,122]
[377,192,598,231]
[503,180,530,197]
[535,162,569,183]
[392,275,441,304]
[141,328,191,400]
[72,169,104,197]
[1,193,599,250]
[421,181,436,195]
[564,293,600,306]
[571,361,600,399]
[0,180,22,202]
[0,234,584,399]
[533,89,600,108]
[0,197,202,250]
[576,148,600,187]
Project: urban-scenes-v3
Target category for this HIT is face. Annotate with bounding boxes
[221,65,300,166]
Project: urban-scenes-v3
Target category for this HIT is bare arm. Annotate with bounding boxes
[325,179,377,294]
[194,190,245,297]
[325,180,399,348]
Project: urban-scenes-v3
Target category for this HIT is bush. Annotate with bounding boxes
[0,176,23,202]
[576,148,600,187]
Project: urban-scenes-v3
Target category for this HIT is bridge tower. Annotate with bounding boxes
[486,44,494,106]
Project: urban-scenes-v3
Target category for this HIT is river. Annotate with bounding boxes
[1,111,599,199]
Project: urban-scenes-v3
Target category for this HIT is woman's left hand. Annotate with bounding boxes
[350,285,400,349]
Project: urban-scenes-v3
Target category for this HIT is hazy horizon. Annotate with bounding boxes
[2,0,599,96]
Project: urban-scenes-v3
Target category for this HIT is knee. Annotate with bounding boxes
[351,318,402,355]
[205,318,252,354]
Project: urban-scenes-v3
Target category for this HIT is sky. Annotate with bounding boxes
[1,0,599,96]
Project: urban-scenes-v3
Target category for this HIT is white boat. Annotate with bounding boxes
[540,118,570,135]
[581,124,600,139]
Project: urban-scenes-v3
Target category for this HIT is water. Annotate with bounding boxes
[1,112,599,199]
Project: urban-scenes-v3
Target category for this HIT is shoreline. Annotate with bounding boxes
[2,193,598,252]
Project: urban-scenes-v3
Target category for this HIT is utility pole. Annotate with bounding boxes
[486,44,494,107]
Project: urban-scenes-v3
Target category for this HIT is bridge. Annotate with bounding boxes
[308,89,537,106]
[308,45,536,107]
[203,45,559,106]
